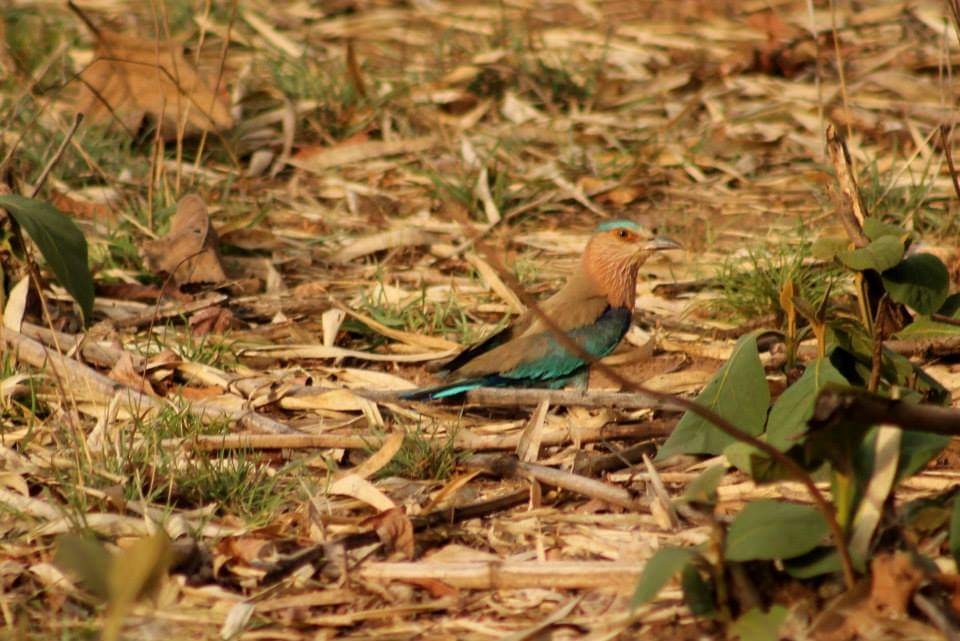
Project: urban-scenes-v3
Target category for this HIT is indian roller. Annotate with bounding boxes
[402,220,680,400]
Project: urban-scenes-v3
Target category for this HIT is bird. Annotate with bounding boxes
[401,220,680,401]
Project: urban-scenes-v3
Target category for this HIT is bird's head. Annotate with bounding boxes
[582,220,681,308]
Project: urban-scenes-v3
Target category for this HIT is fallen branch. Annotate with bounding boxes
[346,386,668,410]
[358,560,646,589]
[169,419,675,452]
[1,327,298,434]
[469,454,642,511]
[811,386,960,434]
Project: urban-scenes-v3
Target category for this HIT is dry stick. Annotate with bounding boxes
[173,420,674,453]
[264,434,661,584]
[263,489,531,584]
[468,454,641,511]
[867,300,887,393]
[1,326,297,435]
[344,386,665,410]
[811,387,960,435]
[458,223,857,589]
[940,125,960,205]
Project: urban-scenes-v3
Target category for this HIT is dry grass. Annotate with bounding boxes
[2,0,960,639]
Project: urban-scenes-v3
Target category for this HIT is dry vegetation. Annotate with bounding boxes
[3,0,960,639]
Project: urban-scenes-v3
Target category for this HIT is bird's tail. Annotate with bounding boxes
[398,378,490,401]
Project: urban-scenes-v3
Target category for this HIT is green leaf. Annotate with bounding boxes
[0,194,94,322]
[766,358,848,451]
[725,501,828,561]
[881,253,949,314]
[811,237,848,261]
[949,495,960,570]
[103,531,172,641]
[897,431,950,482]
[657,334,769,459]
[730,605,788,641]
[783,546,842,579]
[632,547,697,607]
[54,534,112,599]
[938,292,960,317]
[724,441,797,483]
[837,235,903,272]
[863,218,906,242]
[681,564,714,616]
[680,465,727,506]
[893,318,960,340]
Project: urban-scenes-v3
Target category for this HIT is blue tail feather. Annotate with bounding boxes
[399,379,486,401]
[399,368,590,401]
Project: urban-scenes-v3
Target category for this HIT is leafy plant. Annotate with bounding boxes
[641,213,960,636]
[0,194,95,322]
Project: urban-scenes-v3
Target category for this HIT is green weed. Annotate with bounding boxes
[858,157,952,237]
[713,241,842,326]
[377,422,467,481]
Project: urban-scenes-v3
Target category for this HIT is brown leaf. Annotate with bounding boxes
[189,306,234,336]
[69,29,233,138]
[809,552,931,641]
[399,577,459,599]
[223,537,278,565]
[140,194,228,285]
[363,507,415,560]
[179,385,224,401]
[96,282,194,304]
[868,552,923,618]
[49,191,118,224]
[108,352,153,395]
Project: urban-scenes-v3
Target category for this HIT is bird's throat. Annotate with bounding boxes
[582,249,640,310]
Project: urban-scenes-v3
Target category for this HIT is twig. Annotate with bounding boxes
[940,125,960,205]
[30,113,84,199]
[811,386,960,434]
[469,454,642,511]
[867,299,887,393]
[913,593,960,641]
[931,313,960,327]
[262,488,531,584]
[169,419,675,452]
[113,293,228,329]
[357,560,646,590]
[0,326,298,434]
[350,386,666,410]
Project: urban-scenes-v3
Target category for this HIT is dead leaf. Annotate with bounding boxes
[341,431,404,480]
[363,507,415,560]
[189,306,234,336]
[108,352,153,396]
[140,194,227,285]
[223,537,278,564]
[50,191,118,224]
[289,137,438,173]
[399,577,459,598]
[3,276,29,332]
[868,552,923,618]
[68,29,233,138]
[179,385,225,401]
[808,552,930,641]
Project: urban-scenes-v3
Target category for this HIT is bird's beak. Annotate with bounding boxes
[642,236,682,252]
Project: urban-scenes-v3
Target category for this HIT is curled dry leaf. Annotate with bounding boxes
[141,194,228,285]
[69,29,233,138]
[108,352,153,396]
[363,507,415,560]
[808,552,932,641]
[189,306,235,336]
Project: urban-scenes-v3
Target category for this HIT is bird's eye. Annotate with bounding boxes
[617,229,630,239]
